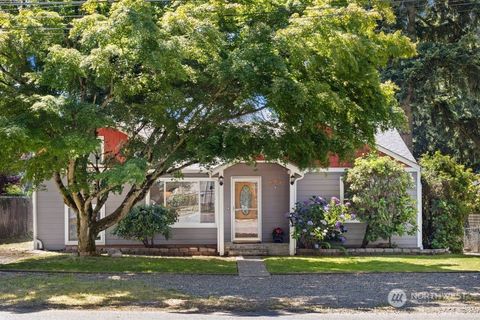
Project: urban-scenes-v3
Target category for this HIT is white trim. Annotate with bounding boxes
[211,160,303,177]
[376,145,420,170]
[217,170,225,255]
[339,176,361,223]
[32,190,38,250]
[231,176,262,242]
[307,167,350,173]
[416,169,423,249]
[98,135,105,163]
[148,177,218,228]
[289,172,305,255]
[64,204,106,245]
[307,166,418,173]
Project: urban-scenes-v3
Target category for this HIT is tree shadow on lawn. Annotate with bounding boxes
[267,255,480,273]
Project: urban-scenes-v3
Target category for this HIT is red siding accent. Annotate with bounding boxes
[97,128,128,161]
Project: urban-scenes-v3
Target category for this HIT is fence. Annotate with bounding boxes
[0,196,32,239]
[464,227,480,253]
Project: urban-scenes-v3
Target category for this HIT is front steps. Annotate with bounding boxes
[225,243,289,256]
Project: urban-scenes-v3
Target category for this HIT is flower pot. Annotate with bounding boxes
[273,235,284,243]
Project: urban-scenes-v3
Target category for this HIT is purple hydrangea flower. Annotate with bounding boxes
[350,213,356,219]
[331,196,340,204]
[307,220,314,226]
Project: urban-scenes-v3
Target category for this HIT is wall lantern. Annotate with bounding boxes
[290,174,296,185]
[218,175,224,186]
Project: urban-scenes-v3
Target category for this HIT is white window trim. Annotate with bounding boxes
[64,204,106,245]
[98,135,105,163]
[147,177,217,228]
[339,176,361,223]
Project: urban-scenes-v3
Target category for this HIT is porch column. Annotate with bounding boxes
[217,170,225,256]
[289,178,297,256]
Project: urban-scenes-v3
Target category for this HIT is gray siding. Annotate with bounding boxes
[223,163,290,242]
[36,179,217,250]
[36,180,65,250]
[297,171,420,248]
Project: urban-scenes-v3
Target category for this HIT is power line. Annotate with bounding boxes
[0,0,478,31]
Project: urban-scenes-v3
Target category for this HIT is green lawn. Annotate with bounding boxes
[265,255,480,273]
[0,254,237,274]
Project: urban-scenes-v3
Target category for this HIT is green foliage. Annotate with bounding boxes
[345,154,417,247]
[113,204,178,247]
[420,152,479,253]
[289,197,351,249]
[4,185,24,196]
[0,0,415,253]
[384,1,480,170]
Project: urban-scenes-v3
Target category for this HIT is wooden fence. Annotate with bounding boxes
[0,196,32,239]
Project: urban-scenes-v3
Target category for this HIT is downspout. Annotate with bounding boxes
[32,190,38,249]
[416,168,423,249]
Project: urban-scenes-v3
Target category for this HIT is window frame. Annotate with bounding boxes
[64,204,106,245]
[339,175,361,223]
[147,177,218,228]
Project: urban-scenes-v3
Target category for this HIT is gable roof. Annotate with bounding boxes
[375,129,417,165]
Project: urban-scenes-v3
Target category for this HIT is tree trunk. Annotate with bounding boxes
[361,224,370,248]
[77,217,98,256]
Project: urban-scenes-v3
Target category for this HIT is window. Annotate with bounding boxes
[88,136,105,166]
[149,179,216,227]
[64,204,106,245]
[339,176,360,223]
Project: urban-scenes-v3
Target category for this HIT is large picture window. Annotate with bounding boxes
[64,204,106,245]
[149,179,216,227]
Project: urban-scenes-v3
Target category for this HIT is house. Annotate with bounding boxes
[32,129,422,256]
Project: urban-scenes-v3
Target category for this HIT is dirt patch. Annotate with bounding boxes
[0,240,50,264]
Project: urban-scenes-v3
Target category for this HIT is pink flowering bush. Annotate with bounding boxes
[288,196,353,249]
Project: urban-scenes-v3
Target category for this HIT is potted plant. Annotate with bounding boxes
[272,227,284,243]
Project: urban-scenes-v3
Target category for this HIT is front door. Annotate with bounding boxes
[232,177,261,242]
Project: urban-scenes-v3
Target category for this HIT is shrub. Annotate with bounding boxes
[420,152,479,253]
[345,154,417,247]
[5,185,24,196]
[0,174,21,195]
[113,204,178,247]
[289,196,351,249]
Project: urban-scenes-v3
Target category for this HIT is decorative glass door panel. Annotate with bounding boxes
[233,179,260,241]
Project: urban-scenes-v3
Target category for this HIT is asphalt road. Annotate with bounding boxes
[1,310,479,320]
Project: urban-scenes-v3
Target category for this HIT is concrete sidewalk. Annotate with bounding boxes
[236,256,270,277]
[1,310,479,320]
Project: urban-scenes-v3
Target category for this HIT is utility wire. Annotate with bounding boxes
[0,0,478,32]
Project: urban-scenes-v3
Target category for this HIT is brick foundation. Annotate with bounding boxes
[297,248,450,256]
[65,244,218,256]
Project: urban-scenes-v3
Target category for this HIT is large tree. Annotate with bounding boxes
[384,0,480,170]
[0,0,414,255]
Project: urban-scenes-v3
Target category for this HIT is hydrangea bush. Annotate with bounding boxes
[288,196,353,249]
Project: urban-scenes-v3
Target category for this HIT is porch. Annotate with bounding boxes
[212,162,304,256]
[225,242,290,256]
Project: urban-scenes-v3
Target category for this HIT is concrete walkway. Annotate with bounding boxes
[236,256,270,277]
